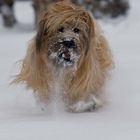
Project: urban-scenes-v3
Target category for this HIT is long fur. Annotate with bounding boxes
[14,1,113,104]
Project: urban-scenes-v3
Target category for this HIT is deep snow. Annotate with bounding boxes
[0,1,140,140]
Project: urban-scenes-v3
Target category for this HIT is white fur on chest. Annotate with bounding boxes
[42,66,103,113]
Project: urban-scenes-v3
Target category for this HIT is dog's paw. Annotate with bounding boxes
[68,95,103,113]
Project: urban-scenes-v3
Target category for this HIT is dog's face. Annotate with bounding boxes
[36,2,91,68]
[48,24,81,67]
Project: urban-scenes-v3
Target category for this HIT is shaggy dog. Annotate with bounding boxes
[15,1,113,112]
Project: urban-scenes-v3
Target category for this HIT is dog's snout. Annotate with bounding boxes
[63,40,76,48]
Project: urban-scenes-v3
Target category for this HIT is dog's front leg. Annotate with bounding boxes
[68,95,103,113]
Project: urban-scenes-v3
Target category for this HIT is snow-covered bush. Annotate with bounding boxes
[0,0,129,28]
[73,0,129,18]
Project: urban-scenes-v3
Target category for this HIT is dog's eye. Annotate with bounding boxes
[73,28,80,33]
[58,27,64,33]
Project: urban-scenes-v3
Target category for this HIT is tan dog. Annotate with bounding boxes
[15,1,113,112]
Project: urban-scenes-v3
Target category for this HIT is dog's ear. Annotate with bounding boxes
[14,41,49,101]
[88,13,113,70]
[68,13,113,102]
[36,19,46,51]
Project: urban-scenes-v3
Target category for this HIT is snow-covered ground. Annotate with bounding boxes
[0,1,140,140]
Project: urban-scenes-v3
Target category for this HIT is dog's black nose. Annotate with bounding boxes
[63,40,76,48]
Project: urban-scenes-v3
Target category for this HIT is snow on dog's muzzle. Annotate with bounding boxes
[48,38,80,68]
